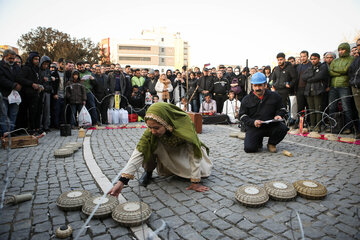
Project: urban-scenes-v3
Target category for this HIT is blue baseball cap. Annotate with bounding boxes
[251,72,266,84]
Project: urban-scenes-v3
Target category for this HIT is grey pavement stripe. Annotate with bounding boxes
[83,129,160,240]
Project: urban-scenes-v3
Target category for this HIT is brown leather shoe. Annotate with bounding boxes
[267,144,277,153]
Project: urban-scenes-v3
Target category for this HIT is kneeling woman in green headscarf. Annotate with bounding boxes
[109,102,213,195]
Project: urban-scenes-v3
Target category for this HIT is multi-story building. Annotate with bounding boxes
[0,45,19,58]
[101,27,190,73]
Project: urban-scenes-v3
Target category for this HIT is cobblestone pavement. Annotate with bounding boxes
[0,124,359,240]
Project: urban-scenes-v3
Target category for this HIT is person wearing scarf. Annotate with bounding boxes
[108,102,212,196]
[155,73,173,103]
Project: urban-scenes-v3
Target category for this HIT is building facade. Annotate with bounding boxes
[101,28,190,73]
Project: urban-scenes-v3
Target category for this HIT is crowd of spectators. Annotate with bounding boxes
[0,39,359,137]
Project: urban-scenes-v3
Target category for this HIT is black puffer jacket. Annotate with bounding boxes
[271,62,296,90]
[302,62,329,96]
[197,75,214,93]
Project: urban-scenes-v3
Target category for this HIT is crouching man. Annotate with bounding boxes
[239,72,289,153]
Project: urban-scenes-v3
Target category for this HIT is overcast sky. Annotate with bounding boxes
[1,0,359,68]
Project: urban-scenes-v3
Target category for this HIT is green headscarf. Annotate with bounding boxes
[136,102,209,162]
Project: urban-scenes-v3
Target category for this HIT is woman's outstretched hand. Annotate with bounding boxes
[108,181,124,197]
[186,183,209,192]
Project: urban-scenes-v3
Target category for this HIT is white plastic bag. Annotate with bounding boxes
[289,96,298,119]
[78,106,92,126]
[8,90,22,105]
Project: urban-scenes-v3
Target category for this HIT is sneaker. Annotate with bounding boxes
[267,144,277,153]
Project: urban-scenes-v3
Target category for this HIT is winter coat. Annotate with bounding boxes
[197,75,214,93]
[0,60,22,97]
[65,71,87,104]
[329,42,355,88]
[239,89,286,129]
[271,62,296,90]
[20,52,41,97]
[186,77,199,100]
[302,62,329,96]
[144,77,158,95]
[213,77,229,95]
[39,56,53,93]
[92,73,107,100]
[172,77,186,103]
[348,56,360,88]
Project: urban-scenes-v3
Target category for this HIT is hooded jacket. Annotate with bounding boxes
[271,62,296,91]
[20,52,41,97]
[65,70,87,104]
[329,42,355,88]
[39,56,53,93]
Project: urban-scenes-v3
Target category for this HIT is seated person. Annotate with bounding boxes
[199,93,217,114]
[239,72,288,153]
[152,95,159,104]
[222,90,241,123]
[176,97,192,112]
[108,102,213,195]
[129,85,144,109]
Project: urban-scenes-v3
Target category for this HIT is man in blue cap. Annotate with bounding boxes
[239,72,289,153]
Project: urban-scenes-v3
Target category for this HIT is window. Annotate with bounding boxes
[161,38,164,42]
[161,48,165,53]
[119,56,151,61]
[161,58,164,63]
[118,46,151,51]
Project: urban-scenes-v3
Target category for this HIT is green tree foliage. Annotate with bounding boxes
[17,26,103,63]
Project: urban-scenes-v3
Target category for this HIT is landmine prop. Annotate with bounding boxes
[112,201,152,227]
[64,142,83,149]
[324,134,338,141]
[237,132,246,140]
[229,132,239,138]
[82,195,118,218]
[61,145,78,153]
[307,131,321,139]
[235,185,269,207]
[339,137,356,143]
[293,180,327,200]
[54,148,73,158]
[56,190,91,211]
[5,193,32,205]
[55,225,73,239]
[288,128,308,135]
[264,181,297,201]
[282,150,293,157]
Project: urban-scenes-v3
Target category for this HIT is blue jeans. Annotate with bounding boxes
[0,98,19,135]
[70,104,83,126]
[190,99,199,112]
[86,92,98,125]
[328,87,354,129]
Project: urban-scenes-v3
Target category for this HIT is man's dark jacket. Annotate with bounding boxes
[239,89,287,128]
[197,75,214,93]
[349,56,360,88]
[0,60,22,97]
[302,62,329,96]
[271,62,296,90]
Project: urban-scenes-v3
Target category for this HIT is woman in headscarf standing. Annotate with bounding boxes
[108,102,212,195]
[155,74,173,103]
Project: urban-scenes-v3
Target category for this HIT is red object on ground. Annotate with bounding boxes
[128,113,138,122]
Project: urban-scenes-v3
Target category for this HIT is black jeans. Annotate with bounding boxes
[244,122,289,153]
[214,94,227,113]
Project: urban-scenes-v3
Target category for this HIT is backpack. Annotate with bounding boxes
[231,78,241,94]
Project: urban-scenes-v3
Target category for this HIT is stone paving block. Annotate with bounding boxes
[175,224,203,239]
[224,227,248,239]
[31,232,51,240]
[13,219,32,231]
[192,221,210,232]
[212,219,232,231]
[249,226,274,239]
[189,204,207,214]
[334,223,358,237]
[10,228,30,240]
[237,219,256,231]
[0,224,11,234]
[225,213,243,224]
[163,215,185,229]
[261,219,288,234]
[199,210,218,222]
[201,228,224,240]
[93,234,111,240]
[157,207,174,218]
[108,227,130,238]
